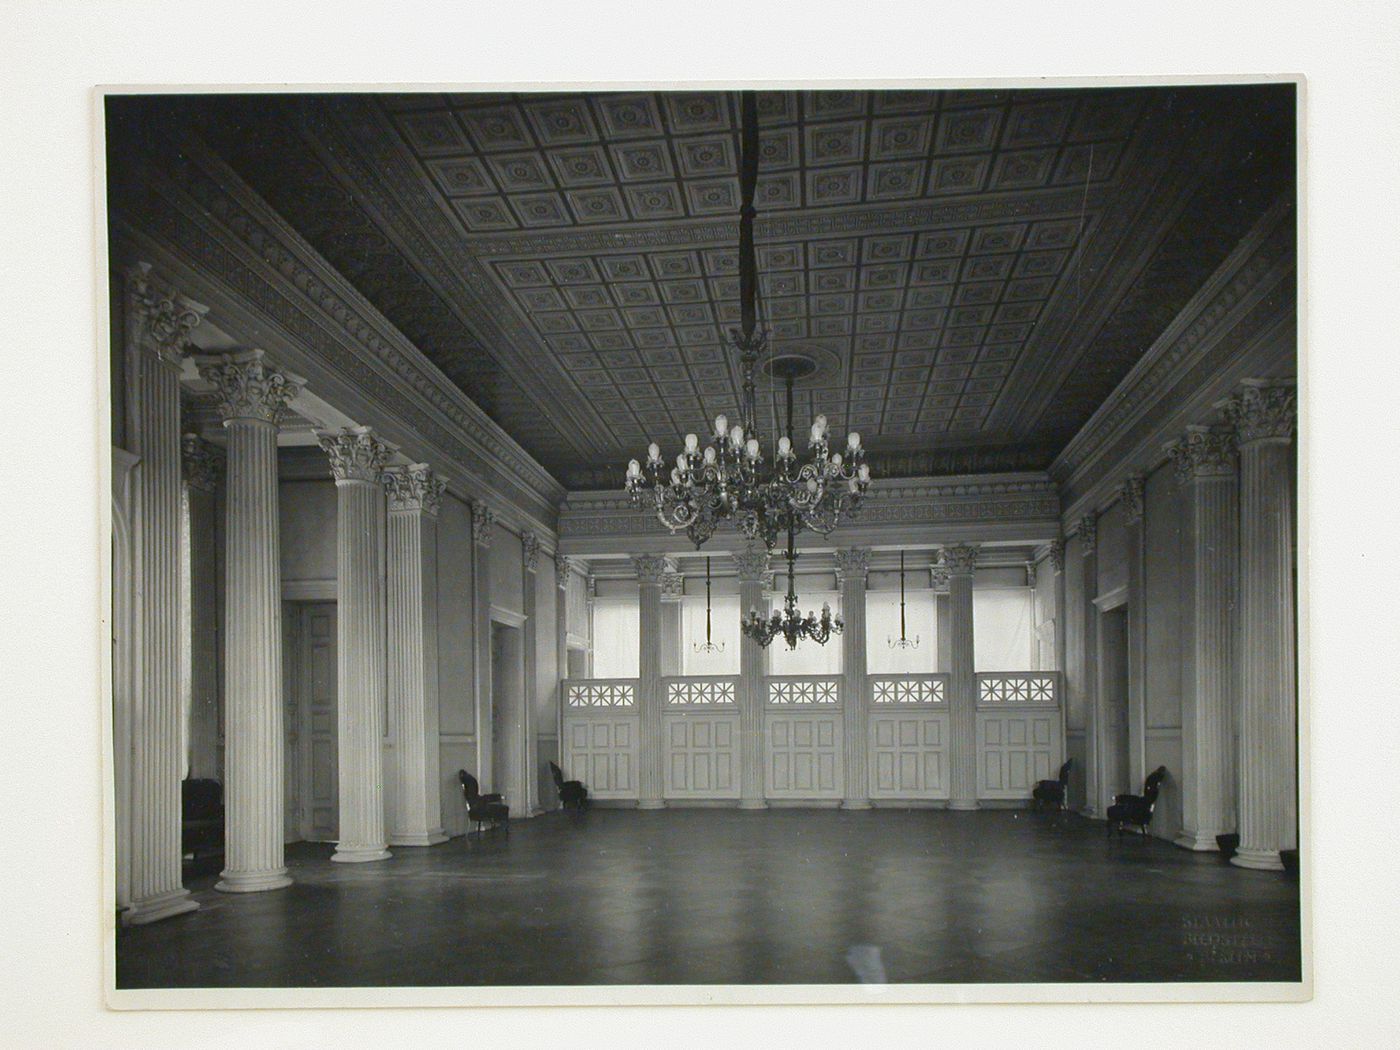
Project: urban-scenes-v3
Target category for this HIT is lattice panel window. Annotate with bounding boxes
[977,673,1057,705]
[666,679,738,706]
[767,678,840,705]
[565,680,638,709]
[870,676,946,705]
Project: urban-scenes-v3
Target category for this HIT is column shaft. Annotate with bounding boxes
[1123,479,1148,792]
[660,572,684,678]
[1079,518,1101,815]
[522,536,540,815]
[945,546,979,810]
[736,546,769,809]
[471,504,495,792]
[837,550,871,809]
[634,556,666,809]
[935,593,951,673]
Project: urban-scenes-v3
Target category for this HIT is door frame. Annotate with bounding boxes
[1092,587,1131,816]
[285,597,338,843]
[487,605,529,811]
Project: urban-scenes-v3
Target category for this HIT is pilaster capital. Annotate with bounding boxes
[940,543,980,577]
[929,564,950,593]
[198,349,301,426]
[833,547,871,586]
[471,501,497,547]
[555,556,575,591]
[659,571,685,601]
[126,262,207,368]
[1025,561,1038,589]
[1168,425,1236,484]
[1221,379,1297,446]
[1120,473,1146,524]
[522,532,540,573]
[732,544,771,585]
[632,554,671,584]
[180,433,223,494]
[316,426,394,484]
[381,463,444,516]
[1075,513,1097,557]
[1048,538,1065,576]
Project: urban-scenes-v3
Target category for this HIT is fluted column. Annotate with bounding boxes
[834,549,872,809]
[944,544,979,810]
[319,427,394,864]
[1224,381,1297,870]
[199,348,299,894]
[382,464,448,847]
[1077,514,1101,815]
[121,268,206,923]
[659,570,685,678]
[521,533,541,815]
[183,434,224,781]
[552,557,572,806]
[735,544,771,809]
[471,503,496,788]
[930,565,951,672]
[634,554,669,809]
[1121,475,1148,791]
[1168,429,1240,851]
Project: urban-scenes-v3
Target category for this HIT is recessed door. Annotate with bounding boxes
[298,602,338,842]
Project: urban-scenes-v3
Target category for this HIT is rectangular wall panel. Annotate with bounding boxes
[764,714,843,799]
[662,714,740,798]
[869,711,949,799]
[562,715,639,800]
[976,711,1059,800]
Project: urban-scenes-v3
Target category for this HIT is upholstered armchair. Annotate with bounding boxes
[1106,766,1168,838]
[1032,759,1072,811]
[549,761,589,810]
[459,770,509,835]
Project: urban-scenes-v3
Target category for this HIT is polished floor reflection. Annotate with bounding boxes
[116,808,1301,987]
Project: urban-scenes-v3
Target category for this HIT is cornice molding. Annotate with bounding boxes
[1051,193,1296,525]
[107,128,565,539]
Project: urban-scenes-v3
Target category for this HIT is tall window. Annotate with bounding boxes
[866,590,936,674]
[680,593,740,675]
[591,596,639,678]
[973,588,1035,671]
[768,589,842,676]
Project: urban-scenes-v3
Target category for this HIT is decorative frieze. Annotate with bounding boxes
[181,433,223,494]
[833,547,871,585]
[1222,379,1297,446]
[317,426,394,484]
[522,532,540,573]
[941,543,980,577]
[1120,473,1146,524]
[381,463,444,516]
[198,349,300,426]
[471,501,497,547]
[1075,513,1098,557]
[1169,426,1236,483]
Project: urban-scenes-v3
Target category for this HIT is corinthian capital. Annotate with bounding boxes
[632,554,671,583]
[732,543,771,585]
[126,262,207,368]
[197,349,301,426]
[659,571,685,600]
[929,564,950,593]
[1221,379,1296,446]
[471,501,496,547]
[941,543,979,577]
[1168,425,1236,484]
[1120,473,1146,524]
[317,426,394,484]
[381,463,444,516]
[1048,538,1064,576]
[181,433,223,494]
[522,532,540,573]
[833,547,871,586]
[1075,513,1097,556]
[555,556,573,591]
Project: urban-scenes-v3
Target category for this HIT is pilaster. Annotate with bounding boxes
[930,565,951,673]
[471,501,495,790]
[198,347,298,894]
[521,532,540,815]
[836,549,872,809]
[734,544,771,810]
[1120,474,1148,794]
[1076,513,1101,816]
[659,570,685,678]
[633,554,670,809]
[382,464,448,847]
[943,544,980,810]
[318,426,394,864]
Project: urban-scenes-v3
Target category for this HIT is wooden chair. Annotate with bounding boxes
[458,770,509,836]
[549,761,589,810]
[1032,759,1072,811]
[1106,766,1168,838]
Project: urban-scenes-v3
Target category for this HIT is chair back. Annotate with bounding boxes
[1142,765,1168,807]
[1057,759,1073,788]
[459,769,482,802]
[549,761,565,788]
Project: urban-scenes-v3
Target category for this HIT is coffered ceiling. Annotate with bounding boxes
[110,84,1294,489]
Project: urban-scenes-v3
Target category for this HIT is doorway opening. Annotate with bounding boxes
[1098,604,1130,814]
[289,601,337,843]
[489,619,525,808]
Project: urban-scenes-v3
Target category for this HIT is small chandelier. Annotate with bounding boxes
[888,550,921,650]
[624,91,870,550]
[740,521,843,650]
[693,556,725,655]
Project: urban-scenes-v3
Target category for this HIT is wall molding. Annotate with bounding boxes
[1092,585,1128,612]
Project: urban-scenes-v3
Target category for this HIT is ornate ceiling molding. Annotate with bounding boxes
[107,128,566,538]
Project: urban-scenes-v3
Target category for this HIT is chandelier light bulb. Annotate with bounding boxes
[627,459,640,478]
[859,464,870,481]
[848,431,861,450]
[676,452,688,471]
[730,424,744,447]
[831,452,843,467]
[703,446,716,464]
[685,433,699,453]
[777,435,792,457]
[647,442,661,463]
[715,414,728,437]
[745,438,760,459]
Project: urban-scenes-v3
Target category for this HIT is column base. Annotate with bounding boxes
[388,830,449,847]
[331,845,393,864]
[947,799,979,811]
[840,799,873,811]
[737,799,769,810]
[1231,846,1285,871]
[215,867,293,894]
[636,799,667,810]
[1176,829,1227,852]
[123,887,199,924]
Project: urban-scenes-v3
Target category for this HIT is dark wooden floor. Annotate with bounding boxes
[116,808,1301,987]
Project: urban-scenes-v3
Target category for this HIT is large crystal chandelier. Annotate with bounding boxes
[624,92,871,551]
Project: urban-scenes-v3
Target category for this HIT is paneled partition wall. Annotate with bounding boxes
[561,672,1063,805]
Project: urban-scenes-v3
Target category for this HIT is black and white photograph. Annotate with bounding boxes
[4,1,1399,1044]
